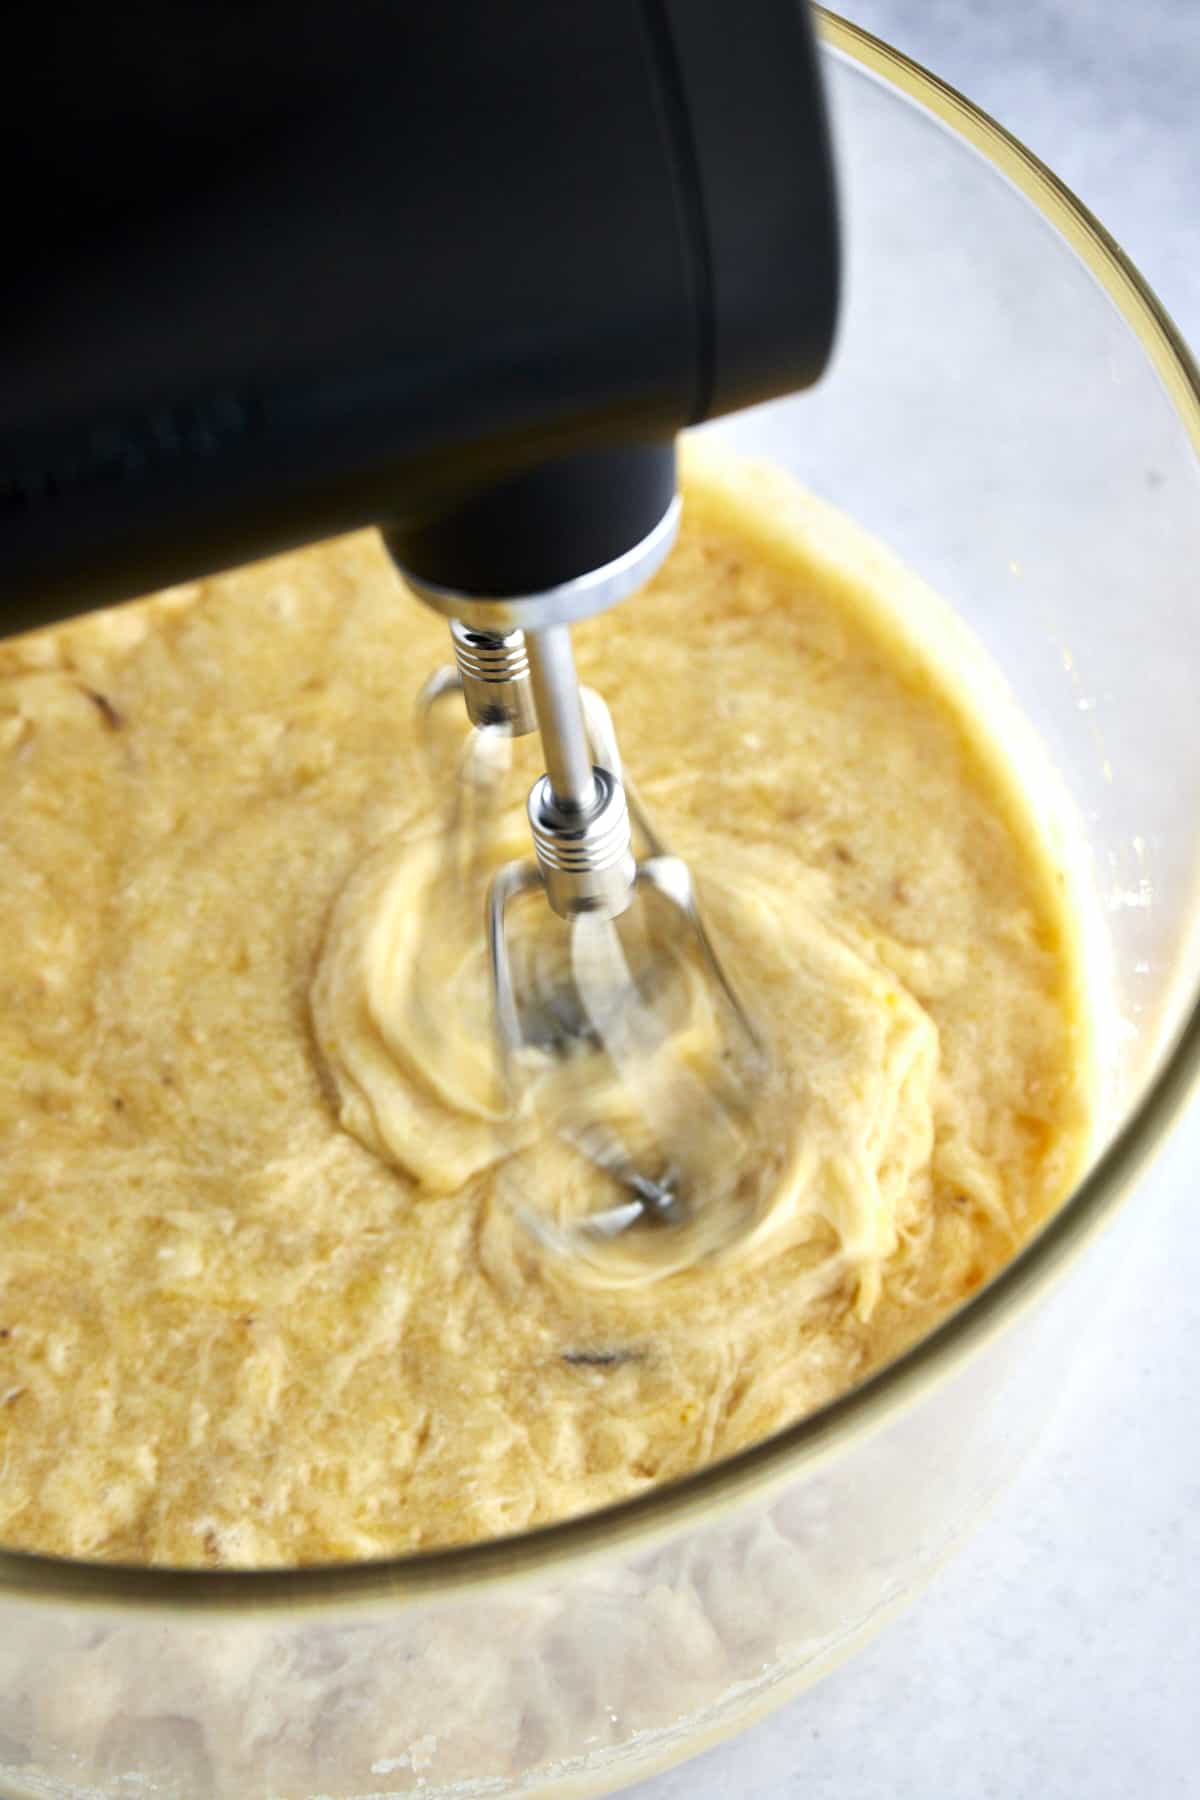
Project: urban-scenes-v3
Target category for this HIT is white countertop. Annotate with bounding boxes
[632,4,1200,1796]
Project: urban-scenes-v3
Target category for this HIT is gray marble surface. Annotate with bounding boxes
[630,4,1200,1796]
[849,0,1200,342]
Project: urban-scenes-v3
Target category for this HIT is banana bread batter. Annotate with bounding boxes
[0,444,1092,1565]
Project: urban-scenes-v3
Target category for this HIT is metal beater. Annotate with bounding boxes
[405,513,766,1242]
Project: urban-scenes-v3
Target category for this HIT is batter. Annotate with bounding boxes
[0,444,1092,1566]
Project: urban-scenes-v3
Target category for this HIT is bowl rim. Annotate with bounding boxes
[5,9,1200,1616]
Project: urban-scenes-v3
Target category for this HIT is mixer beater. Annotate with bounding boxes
[406,510,767,1248]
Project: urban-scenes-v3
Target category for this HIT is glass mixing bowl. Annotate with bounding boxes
[3,14,1199,1798]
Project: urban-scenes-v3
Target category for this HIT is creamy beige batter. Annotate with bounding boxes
[0,444,1092,1566]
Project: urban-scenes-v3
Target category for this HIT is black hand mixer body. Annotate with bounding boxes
[2,0,837,624]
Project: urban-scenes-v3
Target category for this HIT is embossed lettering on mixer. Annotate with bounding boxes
[0,442,1093,1566]
[0,392,256,514]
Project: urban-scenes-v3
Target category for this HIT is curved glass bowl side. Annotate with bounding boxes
[0,1252,1103,1798]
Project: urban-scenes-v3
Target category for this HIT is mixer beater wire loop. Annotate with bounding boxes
[419,616,767,1247]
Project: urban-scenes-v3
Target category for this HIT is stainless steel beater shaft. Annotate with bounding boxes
[524,625,597,819]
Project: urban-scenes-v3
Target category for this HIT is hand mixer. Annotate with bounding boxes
[1,0,839,1248]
